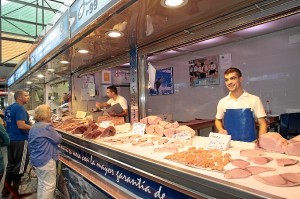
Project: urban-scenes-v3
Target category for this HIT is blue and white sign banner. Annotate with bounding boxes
[7,75,15,87]
[70,0,120,37]
[59,142,194,199]
[30,12,69,68]
[14,61,28,81]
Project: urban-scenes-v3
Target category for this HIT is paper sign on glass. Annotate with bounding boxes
[76,111,86,119]
[206,132,231,151]
[99,121,111,128]
[131,123,146,135]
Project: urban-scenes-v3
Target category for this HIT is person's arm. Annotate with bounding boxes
[95,102,110,108]
[0,124,10,147]
[45,125,63,144]
[215,119,228,134]
[110,109,128,117]
[257,117,267,136]
[16,120,31,131]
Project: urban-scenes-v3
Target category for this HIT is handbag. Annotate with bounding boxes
[18,166,38,195]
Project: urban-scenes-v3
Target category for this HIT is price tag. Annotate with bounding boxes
[206,132,231,151]
[131,123,146,135]
[76,111,86,119]
[172,131,191,140]
[99,121,111,128]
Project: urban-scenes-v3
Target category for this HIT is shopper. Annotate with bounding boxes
[28,104,62,199]
[215,67,267,142]
[0,117,10,181]
[95,85,128,117]
[2,90,31,198]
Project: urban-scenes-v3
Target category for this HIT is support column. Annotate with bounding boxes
[129,47,138,123]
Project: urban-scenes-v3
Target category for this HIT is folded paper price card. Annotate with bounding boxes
[76,111,87,119]
[206,132,231,151]
[99,121,111,128]
[132,123,146,135]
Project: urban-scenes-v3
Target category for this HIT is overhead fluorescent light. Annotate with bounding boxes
[78,49,89,54]
[37,74,44,78]
[161,0,188,8]
[106,30,124,38]
[60,60,69,64]
[26,81,32,84]
[47,68,55,72]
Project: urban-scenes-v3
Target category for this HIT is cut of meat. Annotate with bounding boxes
[257,133,288,153]
[254,174,288,186]
[231,159,250,168]
[159,121,169,128]
[154,147,178,153]
[72,125,88,134]
[245,166,276,175]
[175,125,196,137]
[240,149,265,157]
[157,138,169,145]
[99,126,116,137]
[163,128,175,138]
[285,140,300,156]
[280,173,300,183]
[147,116,162,125]
[224,168,252,179]
[146,125,155,135]
[154,125,164,137]
[276,158,299,166]
[247,157,273,165]
[140,142,154,147]
[140,117,148,124]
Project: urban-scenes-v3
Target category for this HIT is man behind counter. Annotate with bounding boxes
[215,67,267,142]
[96,85,128,117]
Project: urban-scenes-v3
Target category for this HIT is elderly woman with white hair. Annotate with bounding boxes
[28,104,62,199]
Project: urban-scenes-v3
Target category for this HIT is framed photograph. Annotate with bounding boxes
[189,55,219,87]
[101,70,111,84]
[149,67,174,96]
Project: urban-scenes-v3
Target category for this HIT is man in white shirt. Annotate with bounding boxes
[96,85,128,117]
[215,67,267,142]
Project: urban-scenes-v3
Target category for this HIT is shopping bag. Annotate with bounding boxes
[18,167,38,195]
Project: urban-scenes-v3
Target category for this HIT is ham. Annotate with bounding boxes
[72,125,88,134]
[99,126,116,137]
[240,149,265,157]
[147,116,162,125]
[140,117,148,124]
[146,125,156,135]
[163,128,175,138]
[247,157,273,165]
[154,125,164,137]
[285,137,300,156]
[140,142,154,147]
[175,125,196,137]
[158,138,169,145]
[231,159,250,168]
[254,173,300,187]
[245,166,276,175]
[224,168,252,179]
[159,121,169,128]
[257,133,288,153]
[276,158,299,166]
[165,121,179,129]
[82,129,103,139]
[154,147,178,153]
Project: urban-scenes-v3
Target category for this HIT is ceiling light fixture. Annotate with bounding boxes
[26,81,32,84]
[161,0,188,8]
[47,68,55,72]
[60,60,69,64]
[37,74,44,78]
[105,30,124,38]
[78,49,89,54]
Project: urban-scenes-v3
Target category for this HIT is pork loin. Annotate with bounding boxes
[276,158,299,167]
[257,133,288,153]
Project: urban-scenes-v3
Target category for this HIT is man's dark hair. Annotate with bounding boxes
[107,85,118,95]
[224,67,242,77]
[14,90,26,100]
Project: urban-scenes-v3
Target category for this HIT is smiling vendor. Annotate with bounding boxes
[215,67,267,142]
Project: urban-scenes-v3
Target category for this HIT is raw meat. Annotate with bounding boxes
[159,121,169,128]
[82,129,103,139]
[146,125,155,135]
[231,159,250,168]
[245,166,276,175]
[240,149,265,157]
[99,126,116,137]
[140,117,148,124]
[280,173,300,183]
[72,125,88,134]
[257,133,288,153]
[247,157,273,165]
[254,174,287,186]
[276,158,299,166]
[224,168,252,179]
[147,116,162,125]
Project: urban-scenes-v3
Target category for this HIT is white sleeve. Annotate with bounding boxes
[215,100,224,119]
[254,97,266,118]
[107,99,112,105]
[119,97,128,110]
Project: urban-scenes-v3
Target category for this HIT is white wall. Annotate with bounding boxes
[148,26,300,121]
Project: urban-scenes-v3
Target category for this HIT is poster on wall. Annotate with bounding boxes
[189,55,219,87]
[149,67,174,96]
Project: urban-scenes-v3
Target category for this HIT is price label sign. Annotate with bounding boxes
[131,123,146,135]
[99,121,111,128]
[172,131,191,140]
[206,132,231,151]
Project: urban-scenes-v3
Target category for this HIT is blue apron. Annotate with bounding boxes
[224,108,256,142]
